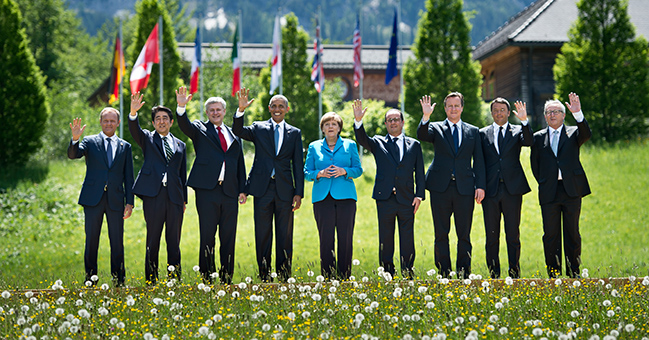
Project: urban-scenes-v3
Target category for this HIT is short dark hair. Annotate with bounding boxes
[444,92,464,107]
[385,109,404,122]
[151,105,173,122]
[490,97,510,112]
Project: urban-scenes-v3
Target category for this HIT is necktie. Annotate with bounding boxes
[551,130,559,156]
[163,136,173,162]
[106,137,113,168]
[392,137,401,161]
[452,124,459,154]
[217,126,228,152]
[274,124,280,155]
[498,126,504,154]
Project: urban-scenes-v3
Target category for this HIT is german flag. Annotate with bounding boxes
[108,33,126,105]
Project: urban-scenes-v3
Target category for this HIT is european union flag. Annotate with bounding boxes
[385,9,398,85]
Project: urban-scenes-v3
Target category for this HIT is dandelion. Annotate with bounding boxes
[439,278,449,285]
[602,300,611,306]
[262,324,271,332]
[473,297,481,304]
[85,281,93,287]
[495,302,503,309]
[412,314,421,322]
[210,272,219,279]
[402,315,411,322]
[271,272,278,279]
[203,286,211,293]
[489,315,499,323]
[573,280,581,288]
[353,259,360,266]
[307,270,314,277]
[317,275,325,283]
[418,286,428,294]
[288,277,296,284]
[505,277,514,285]
[427,269,436,276]
[554,296,561,302]
[426,302,435,309]
[217,290,226,297]
[312,294,322,301]
[212,314,222,322]
[238,282,247,289]
[610,330,619,337]
[501,297,509,304]
[232,291,239,298]
[532,328,543,336]
[611,289,619,297]
[571,310,580,318]
[193,265,200,272]
[198,326,209,335]
[144,333,154,340]
[499,327,508,335]
[168,291,175,297]
[455,316,464,324]
[530,281,537,287]
[606,310,615,317]
[481,281,489,288]
[554,279,562,286]
[98,307,109,316]
[150,308,158,314]
[287,312,296,321]
[625,324,635,332]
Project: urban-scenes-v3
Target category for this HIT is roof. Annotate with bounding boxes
[473,0,649,60]
[178,43,414,70]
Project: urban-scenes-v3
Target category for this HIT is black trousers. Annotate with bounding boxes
[142,186,184,284]
[253,180,294,282]
[313,194,356,280]
[195,185,239,284]
[430,181,474,279]
[376,194,415,278]
[83,191,125,284]
[482,182,522,278]
[541,181,582,278]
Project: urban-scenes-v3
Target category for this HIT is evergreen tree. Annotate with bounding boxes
[402,0,483,138]
[249,13,327,146]
[0,0,50,167]
[554,0,649,142]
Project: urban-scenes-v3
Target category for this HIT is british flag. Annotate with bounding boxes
[311,19,324,93]
[352,16,363,88]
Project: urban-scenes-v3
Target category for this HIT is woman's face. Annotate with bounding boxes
[322,120,340,139]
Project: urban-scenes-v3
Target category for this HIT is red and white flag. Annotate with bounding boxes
[231,23,241,97]
[130,23,159,93]
[269,15,282,95]
[352,16,363,88]
[190,26,201,94]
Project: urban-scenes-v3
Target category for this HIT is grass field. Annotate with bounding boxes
[1,140,647,289]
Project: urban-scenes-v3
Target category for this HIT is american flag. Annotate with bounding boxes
[352,16,363,88]
[311,19,324,93]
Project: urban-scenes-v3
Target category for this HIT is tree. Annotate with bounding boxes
[554,0,649,142]
[248,13,327,146]
[0,0,50,168]
[402,0,483,138]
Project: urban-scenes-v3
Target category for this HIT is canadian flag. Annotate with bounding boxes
[130,23,159,93]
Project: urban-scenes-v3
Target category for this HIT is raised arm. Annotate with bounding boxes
[128,92,147,148]
[514,101,533,146]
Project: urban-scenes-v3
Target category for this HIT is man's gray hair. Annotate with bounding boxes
[543,99,566,113]
[204,97,227,112]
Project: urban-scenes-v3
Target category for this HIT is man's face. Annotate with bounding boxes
[444,97,463,123]
[153,111,173,136]
[384,111,404,137]
[491,102,510,126]
[268,97,289,123]
[100,110,120,137]
[544,104,565,130]
[206,102,225,126]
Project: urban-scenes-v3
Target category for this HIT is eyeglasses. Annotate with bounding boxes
[385,118,402,123]
[545,110,564,116]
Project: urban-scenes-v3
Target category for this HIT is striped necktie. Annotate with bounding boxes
[163,136,173,162]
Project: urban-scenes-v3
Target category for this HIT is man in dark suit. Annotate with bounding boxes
[417,93,486,279]
[352,100,425,279]
[232,88,304,282]
[531,92,591,278]
[128,92,187,285]
[175,86,247,284]
[479,98,532,279]
[68,108,134,286]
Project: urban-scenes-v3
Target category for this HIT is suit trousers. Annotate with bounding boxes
[254,179,294,282]
[430,181,474,279]
[195,185,239,284]
[142,186,184,284]
[376,194,415,278]
[313,194,356,280]
[482,182,522,279]
[83,191,125,284]
[541,181,582,278]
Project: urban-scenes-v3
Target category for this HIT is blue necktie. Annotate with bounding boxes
[271,124,280,177]
[551,130,559,156]
[106,137,113,168]
[452,124,459,154]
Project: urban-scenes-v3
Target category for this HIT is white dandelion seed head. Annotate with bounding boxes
[571,310,580,318]
[495,302,503,309]
[167,265,175,272]
[352,259,360,266]
[287,277,296,284]
[210,272,219,279]
[499,327,508,335]
[505,277,514,285]
[287,312,296,321]
[602,300,611,307]
[489,315,499,323]
[232,291,239,298]
[532,328,543,336]
[192,265,200,272]
[316,275,325,283]
[455,316,464,324]
[625,324,635,332]
[307,270,314,277]
[427,269,436,276]
[607,310,615,317]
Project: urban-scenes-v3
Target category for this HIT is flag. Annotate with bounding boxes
[190,26,201,95]
[130,23,160,94]
[269,15,282,94]
[231,23,240,97]
[352,15,363,88]
[311,18,324,93]
[108,33,126,104]
[385,9,398,85]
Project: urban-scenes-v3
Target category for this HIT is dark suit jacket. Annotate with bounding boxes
[67,134,135,210]
[479,123,532,197]
[176,111,246,198]
[232,117,304,201]
[128,117,187,206]
[417,120,486,196]
[531,120,592,205]
[354,124,425,205]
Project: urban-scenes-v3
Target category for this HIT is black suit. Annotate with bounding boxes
[128,116,187,284]
[232,116,304,282]
[531,120,591,278]
[479,122,532,278]
[417,119,485,278]
[177,110,246,284]
[354,123,424,278]
[68,134,134,284]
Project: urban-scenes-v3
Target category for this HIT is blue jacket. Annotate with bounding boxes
[304,137,363,203]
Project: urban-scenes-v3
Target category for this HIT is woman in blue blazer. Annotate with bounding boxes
[304,112,363,280]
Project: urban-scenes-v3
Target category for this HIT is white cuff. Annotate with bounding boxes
[177,106,186,115]
[128,113,138,121]
[572,110,584,123]
[421,119,429,124]
[235,109,245,118]
[354,120,363,128]
[520,119,528,126]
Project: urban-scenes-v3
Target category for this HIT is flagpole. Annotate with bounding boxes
[159,16,163,106]
[278,7,283,95]
[357,2,363,161]
[199,17,204,121]
[119,21,124,138]
[317,8,323,140]
[398,0,404,113]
